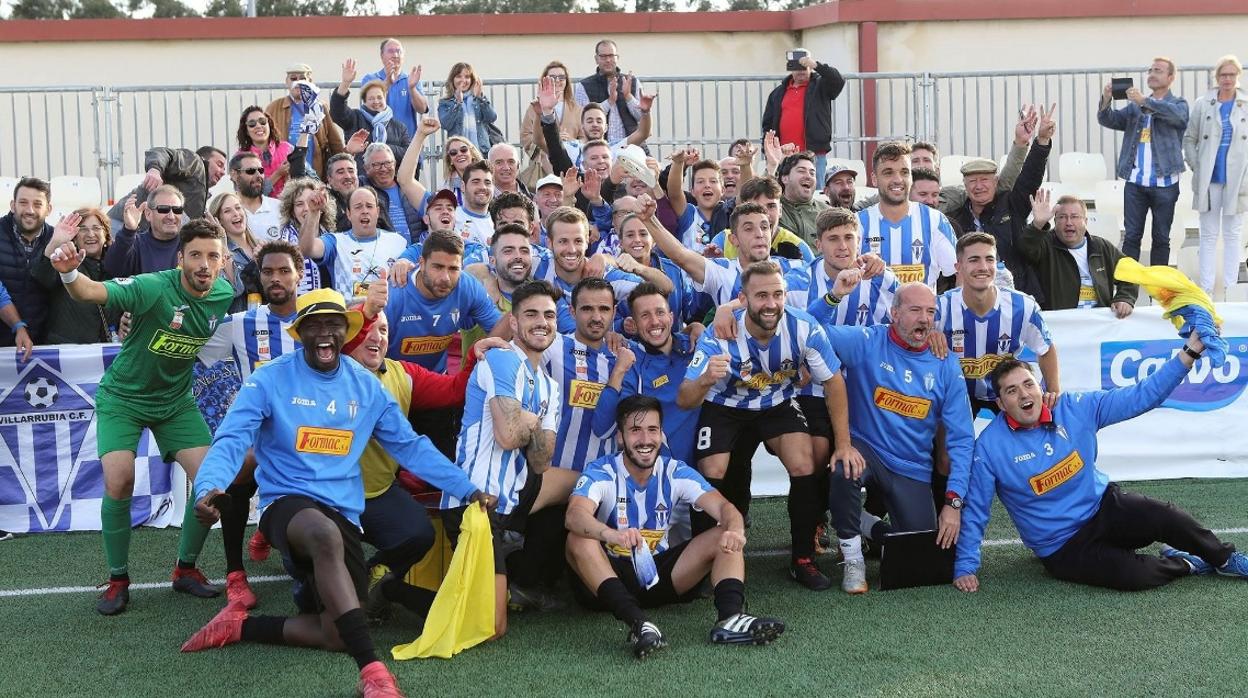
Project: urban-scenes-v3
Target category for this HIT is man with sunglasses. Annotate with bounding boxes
[575,39,644,142]
[104,184,189,277]
[230,152,283,244]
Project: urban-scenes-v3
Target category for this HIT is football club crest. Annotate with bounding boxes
[347,400,359,420]
[208,315,218,331]
[923,372,936,391]
[998,332,1013,354]
[1055,424,1069,441]
[739,358,754,378]
[911,238,925,260]
[169,304,189,330]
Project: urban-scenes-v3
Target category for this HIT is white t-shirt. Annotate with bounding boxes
[1064,240,1097,308]
[246,197,283,244]
[453,206,495,248]
[318,230,409,301]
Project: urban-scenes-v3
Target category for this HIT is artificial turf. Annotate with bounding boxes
[2,478,1247,697]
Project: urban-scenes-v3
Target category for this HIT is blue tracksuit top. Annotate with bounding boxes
[955,355,1191,576]
[827,324,974,495]
[194,350,477,526]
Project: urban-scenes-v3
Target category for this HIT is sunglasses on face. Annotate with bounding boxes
[288,73,310,81]
[447,146,470,156]
[246,118,269,128]
[236,167,264,175]
[153,205,185,215]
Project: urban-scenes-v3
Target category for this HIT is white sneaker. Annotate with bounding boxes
[841,558,868,594]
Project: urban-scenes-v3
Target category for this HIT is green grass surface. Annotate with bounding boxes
[3,479,1248,697]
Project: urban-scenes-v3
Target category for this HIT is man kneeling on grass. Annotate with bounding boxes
[565,395,784,658]
[954,333,1248,593]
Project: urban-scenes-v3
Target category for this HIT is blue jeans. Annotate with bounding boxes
[1123,182,1180,266]
[814,152,827,186]
[829,437,938,539]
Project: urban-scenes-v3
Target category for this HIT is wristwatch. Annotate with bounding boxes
[1182,345,1202,360]
[945,491,963,510]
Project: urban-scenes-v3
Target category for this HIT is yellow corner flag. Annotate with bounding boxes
[1113,257,1223,331]
[391,505,495,660]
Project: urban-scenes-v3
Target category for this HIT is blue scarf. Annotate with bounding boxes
[362,105,394,145]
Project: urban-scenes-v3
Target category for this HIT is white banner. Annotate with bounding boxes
[750,303,1248,496]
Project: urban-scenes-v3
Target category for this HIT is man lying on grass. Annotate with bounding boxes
[954,332,1248,592]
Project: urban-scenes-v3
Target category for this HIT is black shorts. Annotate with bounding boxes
[796,394,833,441]
[695,399,809,461]
[571,540,703,610]
[441,471,544,574]
[260,495,369,609]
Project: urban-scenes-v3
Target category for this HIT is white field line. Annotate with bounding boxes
[5,528,1248,597]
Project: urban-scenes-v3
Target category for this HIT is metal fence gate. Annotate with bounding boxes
[0,65,1216,203]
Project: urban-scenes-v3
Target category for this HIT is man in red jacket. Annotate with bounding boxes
[761,50,846,186]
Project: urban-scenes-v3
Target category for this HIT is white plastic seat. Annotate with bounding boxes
[1093,180,1125,216]
[112,173,146,203]
[0,176,18,201]
[826,158,868,188]
[50,175,103,211]
[939,155,974,187]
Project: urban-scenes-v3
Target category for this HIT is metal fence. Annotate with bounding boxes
[0,65,1218,204]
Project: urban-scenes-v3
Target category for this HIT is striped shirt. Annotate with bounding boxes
[936,287,1053,401]
[573,453,712,557]
[686,306,842,409]
[674,204,716,254]
[443,342,561,515]
[798,262,898,398]
[857,203,957,287]
[1128,114,1179,188]
[695,256,807,307]
[543,334,618,471]
[197,305,299,380]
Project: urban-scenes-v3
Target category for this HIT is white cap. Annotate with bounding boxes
[535,173,563,190]
[616,144,655,188]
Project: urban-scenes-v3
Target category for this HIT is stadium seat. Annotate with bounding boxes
[0,176,18,200]
[827,158,867,187]
[50,175,103,211]
[1086,211,1120,239]
[939,155,974,188]
[1093,180,1125,216]
[1057,153,1108,200]
[112,173,146,203]
[208,176,235,198]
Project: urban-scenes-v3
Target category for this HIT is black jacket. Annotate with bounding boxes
[541,116,618,217]
[108,147,210,227]
[329,91,411,170]
[1017,224,1139,311]
[30,253,118,343]
[0,213,53,344]
[761,63,846,153]
[946,141,1051,304]
[579,70,641,136]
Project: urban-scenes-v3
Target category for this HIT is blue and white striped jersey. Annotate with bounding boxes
[573,453,713,557]
[798,262,898,398]
[695,256,807,307]
[442,342,561,515]
[197,305,299,380]
[935,287,1053,401]
[857,203,957,287]
[685,306,842,409]
[542,334,618,471]
[1128,114,1179,188]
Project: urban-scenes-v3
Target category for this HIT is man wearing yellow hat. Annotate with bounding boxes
[181,287,494,698]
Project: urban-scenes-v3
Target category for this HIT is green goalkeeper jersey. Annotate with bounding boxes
[98,269,233,403]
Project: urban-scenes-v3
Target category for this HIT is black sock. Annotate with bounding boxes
[381,577,436,616]
[595,577,648,629]
[712,578,745,621]
[176,559,195,570]
[333,608,378,670]
[240,615,286,644]
[109,573,129,582]
[222,480,257,573]
[788,474,819,559]
[692,478,725,536]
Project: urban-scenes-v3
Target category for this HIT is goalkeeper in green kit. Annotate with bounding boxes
[49,213,235,615]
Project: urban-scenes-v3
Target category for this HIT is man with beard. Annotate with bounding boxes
[592,283,702,465]
[325,153,394,234]
[536,206,658,305]
[679,261,860,591]
[225,152,283,244]
[542,277,623,471]
[300,186,407,301]
[955,342,1248,593]
[440,280,580,637]
[489,143,529,198]
[181,288,489,698]
[824,282,975,594]
[342,295,508,625]
[50,219,235,615]
[709,176,814,265]
[858,142,958,289]
[1018,192,1138,315]
[566,395,784,659]
[823,164,859,210]
[196,240,308,608]
[666,148,732,255]
[935,232,1059,415]
[105,185,192,276]
[776,152,828,246]
[1,177,53,347]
